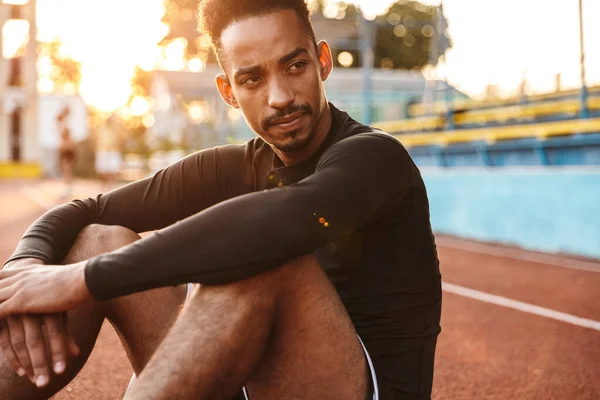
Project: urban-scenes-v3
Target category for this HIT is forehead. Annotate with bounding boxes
[219,10,313,73]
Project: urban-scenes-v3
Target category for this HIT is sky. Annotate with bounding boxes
[3,0,600,110]
[356,0,600,98]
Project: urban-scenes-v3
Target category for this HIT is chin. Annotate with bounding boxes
[273,130,314,153]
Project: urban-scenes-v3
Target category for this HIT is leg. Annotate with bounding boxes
[126,255,368,400]
[0,224,187,399]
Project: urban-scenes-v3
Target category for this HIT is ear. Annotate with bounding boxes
[316,40,333,81]
[216,73,239,108]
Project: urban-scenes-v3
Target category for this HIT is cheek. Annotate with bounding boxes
[297,70,323,104]
[236,97,265,131]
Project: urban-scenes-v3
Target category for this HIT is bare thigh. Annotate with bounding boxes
[245,255,367,400]
[128,254,368,400]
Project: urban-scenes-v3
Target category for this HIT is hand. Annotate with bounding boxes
[0,314,79,387]
[0,259,85,386]
[0,262,92,317]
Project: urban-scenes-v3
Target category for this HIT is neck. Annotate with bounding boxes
[274,102,332,166]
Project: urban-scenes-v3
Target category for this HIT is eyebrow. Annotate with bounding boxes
[233,47,310,82]
[279,47,309,64]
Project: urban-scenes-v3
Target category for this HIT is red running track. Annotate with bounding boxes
[0,180,598,399]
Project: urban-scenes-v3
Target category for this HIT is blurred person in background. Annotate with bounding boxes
[0,1,441,399]
[95,114,123,191]
[57,107,76,199]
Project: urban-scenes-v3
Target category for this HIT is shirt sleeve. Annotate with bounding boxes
[85,133,415,300]
[4,148,226,266]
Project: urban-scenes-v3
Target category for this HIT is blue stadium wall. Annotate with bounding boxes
[422,167,600,259]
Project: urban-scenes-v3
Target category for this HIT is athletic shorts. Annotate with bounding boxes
[127,283,380,399]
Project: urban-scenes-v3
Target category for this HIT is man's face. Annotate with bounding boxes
[217,10,331,153]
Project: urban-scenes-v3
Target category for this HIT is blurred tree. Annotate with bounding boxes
[159,0,451,70]
[161,0,217,64]
[373,0,451,69]
[39,39,82,93]
[130,65,154,98]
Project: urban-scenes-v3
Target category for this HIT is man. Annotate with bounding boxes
[0,1,442,399]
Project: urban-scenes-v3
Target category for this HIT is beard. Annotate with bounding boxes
[262,103,316,153]
[272,127,317,153]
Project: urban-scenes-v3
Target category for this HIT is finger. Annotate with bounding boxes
[5,316,34,380]
[0,320,26,377]
[61,313,80,357]
[43,315,67,374]
[23,315,50,387]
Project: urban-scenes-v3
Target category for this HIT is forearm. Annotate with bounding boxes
[83,135,410,301]
[5,200,99,266]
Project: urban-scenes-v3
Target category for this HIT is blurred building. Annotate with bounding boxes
[149,65,464,149]
[1,0,88,178]
[0,0,39,177]
[150,66,246,150]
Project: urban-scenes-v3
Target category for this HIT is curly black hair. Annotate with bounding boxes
[198,0,317,61]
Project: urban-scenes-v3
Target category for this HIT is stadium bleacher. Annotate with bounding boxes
[374,86,600,167]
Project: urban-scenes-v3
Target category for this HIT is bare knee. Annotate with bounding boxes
[78,224,139,247]
[194,254,328,299]
[62,224,140,263]
[187,254,336,327]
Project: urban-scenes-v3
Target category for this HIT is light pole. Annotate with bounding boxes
[358,13,375,125]
[578,0,588,118]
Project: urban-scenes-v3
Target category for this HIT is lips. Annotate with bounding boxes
[271,112,305,130]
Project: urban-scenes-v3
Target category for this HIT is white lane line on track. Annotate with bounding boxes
[442,282,600,332]
[437,237,600,273]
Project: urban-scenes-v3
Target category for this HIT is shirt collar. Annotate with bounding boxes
[267,104,344,188]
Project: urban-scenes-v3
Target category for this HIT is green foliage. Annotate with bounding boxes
[159,0,452,70]
[131,66,153,97]
[39,39,82,92]
[374,0,451,69]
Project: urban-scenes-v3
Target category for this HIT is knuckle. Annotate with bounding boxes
[24,336,43,348]
[17,356,31,368]
[45,324,61,337]
[31,359,48,371]
[12,339,28,352]
[50,347,66,359]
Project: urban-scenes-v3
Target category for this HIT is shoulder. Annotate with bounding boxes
[321,130,410,166]
[212,137,272,172]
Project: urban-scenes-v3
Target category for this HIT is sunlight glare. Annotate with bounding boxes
[1,0,29,4]
[129,95,152,117]
[2,19,29,59]
[36,0,168,111]
[188,57,206,73]
[161,37,187,71]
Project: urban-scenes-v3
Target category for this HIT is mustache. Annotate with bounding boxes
[262,104,313,131]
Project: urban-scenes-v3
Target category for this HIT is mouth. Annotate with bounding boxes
[270,112,306,131]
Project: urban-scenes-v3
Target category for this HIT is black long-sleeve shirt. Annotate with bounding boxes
[6,104,441,399]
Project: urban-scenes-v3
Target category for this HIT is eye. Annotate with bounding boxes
[241,76,261,86]
[289,61,307,71]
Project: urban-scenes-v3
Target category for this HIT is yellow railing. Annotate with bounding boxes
[375,116,445,134]
[0,162,43,179]
[375,97,600,134]
[409,86,600,117]
[391,117,600,148]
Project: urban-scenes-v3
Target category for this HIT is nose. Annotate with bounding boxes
[267,76,294,111]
